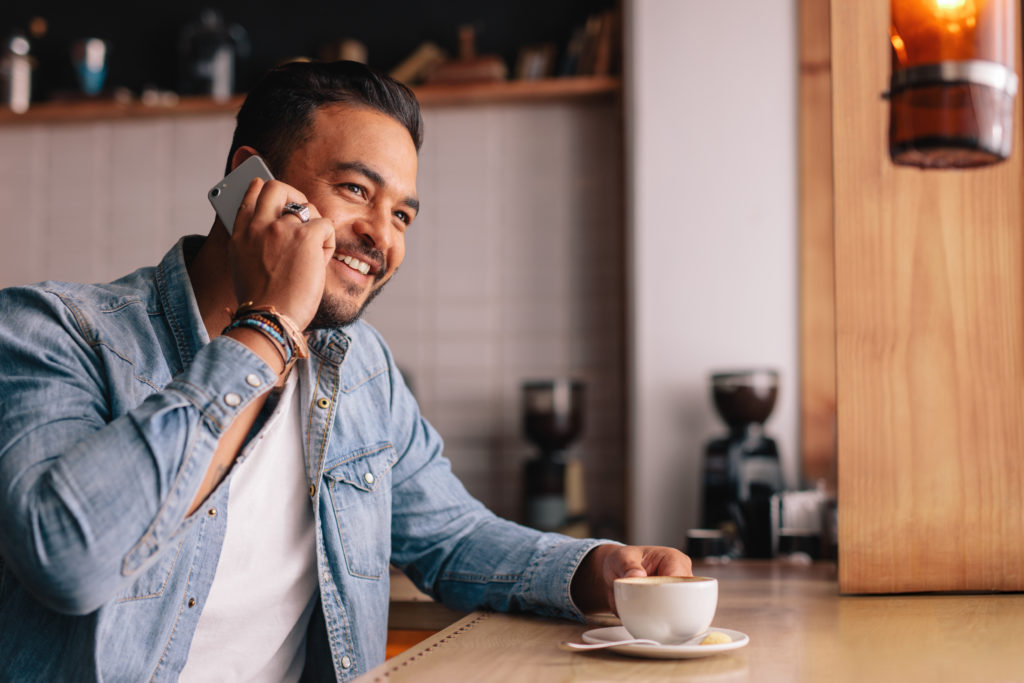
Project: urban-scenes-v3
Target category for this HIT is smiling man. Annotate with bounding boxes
[0,61,689,681]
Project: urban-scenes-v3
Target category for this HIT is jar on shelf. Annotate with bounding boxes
[177,9,249,102]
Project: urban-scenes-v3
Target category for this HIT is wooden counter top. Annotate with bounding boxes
[370,561,1024,682]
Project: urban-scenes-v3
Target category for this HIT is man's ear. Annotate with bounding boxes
[229,146,260,172]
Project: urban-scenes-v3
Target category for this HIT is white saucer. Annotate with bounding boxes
[580,626,749,659]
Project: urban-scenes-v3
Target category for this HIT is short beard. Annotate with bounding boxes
[306,278,389,330]
[307,241,391,330]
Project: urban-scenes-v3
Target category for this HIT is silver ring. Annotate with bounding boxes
[282,202,310,223]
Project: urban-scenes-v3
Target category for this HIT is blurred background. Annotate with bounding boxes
[2,1,616,99]
[0,0,799,552]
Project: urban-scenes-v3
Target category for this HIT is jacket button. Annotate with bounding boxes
[224,392,241,407]
[188,598,196,608]
[207,507,217,517]
[246,373,262,387]
[340,655,352,669]
[316,397,330,409]
[309,484,316,497]
[363,472,375,485]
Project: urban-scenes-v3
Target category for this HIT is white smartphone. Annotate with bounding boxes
[208,155,274,234]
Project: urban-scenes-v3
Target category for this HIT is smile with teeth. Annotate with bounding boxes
[335,254,372,276]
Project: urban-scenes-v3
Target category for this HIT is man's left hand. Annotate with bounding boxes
[570,544,693,615]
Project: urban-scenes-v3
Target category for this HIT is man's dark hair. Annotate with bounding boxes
[225,60,423,175]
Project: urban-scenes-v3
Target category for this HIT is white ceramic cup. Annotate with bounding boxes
[613,576,718,644]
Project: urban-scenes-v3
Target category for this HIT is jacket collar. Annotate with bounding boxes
[154,236,209,371]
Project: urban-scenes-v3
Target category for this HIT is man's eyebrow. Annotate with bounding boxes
[332,161,420,214]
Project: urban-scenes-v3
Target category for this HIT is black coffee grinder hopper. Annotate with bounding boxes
[521,379,588,537]
[701,369,784,558]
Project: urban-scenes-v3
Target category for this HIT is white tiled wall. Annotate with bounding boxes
[0,115,236,286]
[0,99,625,536]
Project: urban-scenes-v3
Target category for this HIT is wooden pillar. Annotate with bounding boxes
[799,0,837,492]
[831,0,1024,593]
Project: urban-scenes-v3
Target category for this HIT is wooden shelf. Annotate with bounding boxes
[0,77,620,126]
[414,76,620,105]
[0,95,244,125]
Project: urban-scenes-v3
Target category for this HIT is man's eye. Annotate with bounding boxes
[394,211,411,225]
[341,183,364,196]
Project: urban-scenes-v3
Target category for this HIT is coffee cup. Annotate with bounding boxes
[613,576,718,644]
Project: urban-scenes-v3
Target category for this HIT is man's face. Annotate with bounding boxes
[278,103,419,329]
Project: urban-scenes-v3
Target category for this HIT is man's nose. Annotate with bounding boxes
[353,206,393,250]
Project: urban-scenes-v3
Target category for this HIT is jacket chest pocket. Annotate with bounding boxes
[323,443,397,580]
[116,538,184,602]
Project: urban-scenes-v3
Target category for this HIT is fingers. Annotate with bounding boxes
[572,544,695,615]
[227,178,334,328]
[232,177,266,235]
[233,178,325,237]
[611,546,649,578]
[247,179,319,230]
[636,546,693,577]
[604,546,694,613]
[606,545,691,577]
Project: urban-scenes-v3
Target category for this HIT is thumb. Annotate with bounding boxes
[615,546,648,578]
[319,218,336,259]
[608,550,646,614]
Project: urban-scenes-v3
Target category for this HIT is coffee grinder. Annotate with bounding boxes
[521,379,588,536]
[701,369,784,557]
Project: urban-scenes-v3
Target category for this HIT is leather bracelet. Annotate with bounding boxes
[234,303,309,358]
[227,302,310,376]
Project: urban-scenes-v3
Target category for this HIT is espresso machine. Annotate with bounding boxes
[701,369,784,557]
[521,379,588,537]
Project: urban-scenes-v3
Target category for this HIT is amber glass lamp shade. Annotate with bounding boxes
[889,0,1019,168]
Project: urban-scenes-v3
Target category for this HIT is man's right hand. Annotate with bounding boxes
[184,176,337,514]
[227,177,336,331]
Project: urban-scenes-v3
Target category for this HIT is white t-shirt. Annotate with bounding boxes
[180,374,318,682]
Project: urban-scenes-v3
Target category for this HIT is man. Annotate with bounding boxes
[0,61,689,681]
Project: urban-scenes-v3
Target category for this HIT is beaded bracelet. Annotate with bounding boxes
[233,302,310,361]
[247,312,285,338]
[224,316,292,363]
[223,302,309,376]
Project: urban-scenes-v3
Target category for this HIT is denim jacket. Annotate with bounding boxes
[0,237,606,681]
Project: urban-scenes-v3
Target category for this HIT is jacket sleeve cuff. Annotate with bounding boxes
[520,536,624,622]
